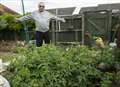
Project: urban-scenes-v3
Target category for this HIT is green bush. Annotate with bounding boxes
[6,45,116,87]
[0,13,22,31]
[0,17,8,30]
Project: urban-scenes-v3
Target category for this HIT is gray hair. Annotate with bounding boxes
[38,2,45,6]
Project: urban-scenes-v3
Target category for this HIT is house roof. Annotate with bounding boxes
[0,4,19,15]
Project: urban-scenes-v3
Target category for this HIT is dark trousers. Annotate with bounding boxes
[36,31,50,47]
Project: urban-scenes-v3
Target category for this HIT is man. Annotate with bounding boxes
[18,2,65,46]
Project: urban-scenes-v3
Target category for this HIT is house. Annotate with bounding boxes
[0,4,19,15]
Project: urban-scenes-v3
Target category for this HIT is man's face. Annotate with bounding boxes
[38,4,45,12]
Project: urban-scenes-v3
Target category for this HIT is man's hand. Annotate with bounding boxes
[15,18,20,23]
[60,18,66,22]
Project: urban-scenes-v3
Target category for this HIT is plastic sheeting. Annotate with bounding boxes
[0,75,10,87]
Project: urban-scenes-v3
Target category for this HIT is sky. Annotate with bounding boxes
[1,0,120,14]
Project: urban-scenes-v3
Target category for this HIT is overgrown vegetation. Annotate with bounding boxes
[4,45,120,87]
[0,13,35,40]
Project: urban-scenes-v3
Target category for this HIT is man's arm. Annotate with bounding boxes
[49,12,65,22]
[17,14,33,22]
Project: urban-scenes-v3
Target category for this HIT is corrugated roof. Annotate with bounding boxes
[79,3,120,15]
[79,6,97,14]
[47,7,76,16]
[98,3,120,10]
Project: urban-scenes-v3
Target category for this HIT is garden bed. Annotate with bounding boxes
[2,45,120,87]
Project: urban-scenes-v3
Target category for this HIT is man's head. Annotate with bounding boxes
[38,2,45,12]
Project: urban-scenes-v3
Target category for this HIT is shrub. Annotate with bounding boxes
[6,45,116,87]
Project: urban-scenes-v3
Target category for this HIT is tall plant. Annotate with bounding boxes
[0,16,8,30]
[2,13,22,31]
[0,13,22,40]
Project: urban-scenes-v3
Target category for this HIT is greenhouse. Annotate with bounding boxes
[0,0,120,87]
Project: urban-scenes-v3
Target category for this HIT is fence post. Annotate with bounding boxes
[21,0,29,43]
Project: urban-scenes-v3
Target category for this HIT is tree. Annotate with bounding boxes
[2,13,22,31]
[0,13,22,40]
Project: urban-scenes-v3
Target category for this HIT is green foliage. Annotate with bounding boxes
[101,72,114,87]
[25,19,35,31]
[0,13,35,31]
[0,13,35,40]
[6,45,116,87]
[0,17,8,30]
[2,13,22,31]
[19,13,35,31]
[0,13,22,31]
[113,48,120,62]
